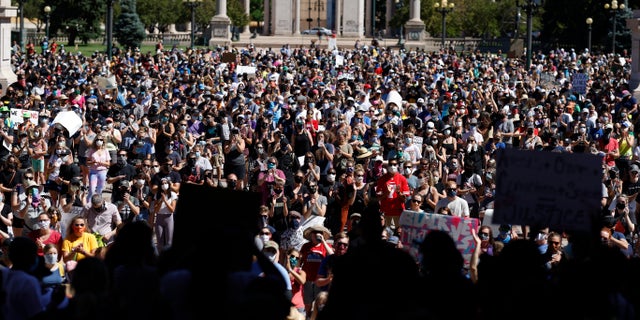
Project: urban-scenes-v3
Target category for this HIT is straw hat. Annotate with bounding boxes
[303,225,332,241]
[355,146,373,159]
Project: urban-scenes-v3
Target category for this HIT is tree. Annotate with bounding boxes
[114,0,147,50]
[45,0,106,45]
[228,0,250,30]
[137,0,178,34]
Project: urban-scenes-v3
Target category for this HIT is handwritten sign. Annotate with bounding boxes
[399,210,479,268]
[10,108,38,125]
[539,72,556,90]
[572,73,588,95]
[493,149,601,232]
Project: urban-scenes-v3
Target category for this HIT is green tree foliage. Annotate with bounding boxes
[250,0,263,22]
[42,0,106,45]
[228,0,250,28]
[114,0,147,50]
[137,0,179,33]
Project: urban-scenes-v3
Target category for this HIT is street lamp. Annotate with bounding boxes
[184,0,202,49]
[604,0,625,55]
[520,0,540,69]
[106,0,115,59]
[434,0,454,49]
[44,6,51,40]
[586,17,592,53]
[18,0,25,52]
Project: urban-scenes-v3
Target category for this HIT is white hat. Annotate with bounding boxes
[426,121,435,129]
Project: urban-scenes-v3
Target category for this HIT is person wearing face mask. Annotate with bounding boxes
[496,113,515,148]
[45,146,77,207]
[86,134,111,202]
[299,225,333,315]
[402,161,419,191]
[284,247,307,318]
[462,117,484,147]
[40,243,66,294]
[102,118,122,166]
[302,182,328,226]
[106,149,138,203]
[150,158,181,196]
[150,177,177,252]
[81,194,122,248]
[434,181,470,218]
[28,127,48,186]
[27,212,62,256]
[521,123,543,150]
[258,157,287,205]
[375,158,410,228]
[599,123,619,168]
[258,240,293,301]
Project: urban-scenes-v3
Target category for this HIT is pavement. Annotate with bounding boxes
[212,34,417,51]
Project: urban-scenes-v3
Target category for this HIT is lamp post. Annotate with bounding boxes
[106,0,115,59]
[586,17,592,53]
[434,0,454,49]
[18,0,25,52]
[519,0,540,69]
[44,6,51,40]
[184,0,202,49]
[604,0,625,55]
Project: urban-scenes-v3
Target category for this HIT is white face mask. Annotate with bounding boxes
[137,179,145,186]
[161,183,169,191]
[153,167,160,174]
[260,234,270,242]
[387,165,398,174]
[404,167,413,175]
[96,141,104,147]
[327,174,336,182]
[143,120,150,126]
[356,176,364,183]
[38,220,50,230]
[44,253,58,265]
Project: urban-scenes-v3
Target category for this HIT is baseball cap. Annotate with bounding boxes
[263,240,279,251]
[630,164,640,174]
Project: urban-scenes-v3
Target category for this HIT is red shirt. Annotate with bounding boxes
[300,241,331,281]
[27,230,63,256]
[376,172,410,217]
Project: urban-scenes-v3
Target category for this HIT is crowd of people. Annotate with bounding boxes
[0,36,636,319]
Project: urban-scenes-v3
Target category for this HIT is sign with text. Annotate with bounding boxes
[493,149,601,232]
[10,108,38,125]
[399,210,479,268]
[572,73,588,95]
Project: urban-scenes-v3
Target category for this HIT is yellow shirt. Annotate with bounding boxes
[62,232,99,261]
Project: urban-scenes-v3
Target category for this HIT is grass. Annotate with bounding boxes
[59,43,200,55]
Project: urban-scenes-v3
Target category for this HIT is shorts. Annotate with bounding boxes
[78,156,87,166]
[31,159,45,172]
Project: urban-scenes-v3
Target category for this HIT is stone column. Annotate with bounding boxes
[628,10,640,100]
[294,0,301,35]
[385,0,393,38]
[209,0,231,47]
[334,0,341,36]
[405,0,425,41]
[365,0,372,36]
[0,0,16,89]
[263,0,271,35]
[272,0,293,35]
[242,0,252,35]
[342,0,364,37]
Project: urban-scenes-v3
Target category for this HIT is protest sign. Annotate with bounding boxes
[399,210,479,268]
[493,149,601,232]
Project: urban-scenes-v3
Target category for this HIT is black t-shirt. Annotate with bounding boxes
[0,168,21,204]
[107,163,138,201]
[59,162,82,195]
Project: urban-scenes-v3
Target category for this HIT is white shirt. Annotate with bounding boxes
[434,196,470,218]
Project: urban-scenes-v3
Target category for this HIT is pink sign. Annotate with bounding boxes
[399,210,479,268]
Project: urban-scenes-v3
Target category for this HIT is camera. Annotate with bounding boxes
[316,234,323,241]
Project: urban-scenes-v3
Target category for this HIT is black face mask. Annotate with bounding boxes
[229,180,237,189]
[294,176,303,183]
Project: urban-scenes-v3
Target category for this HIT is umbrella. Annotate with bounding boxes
[52,110,82,137]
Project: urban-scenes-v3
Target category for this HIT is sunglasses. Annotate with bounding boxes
[25,176,34,180]
[74,223,85,227]
[259,232,271,236]
[411,199,422,203]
